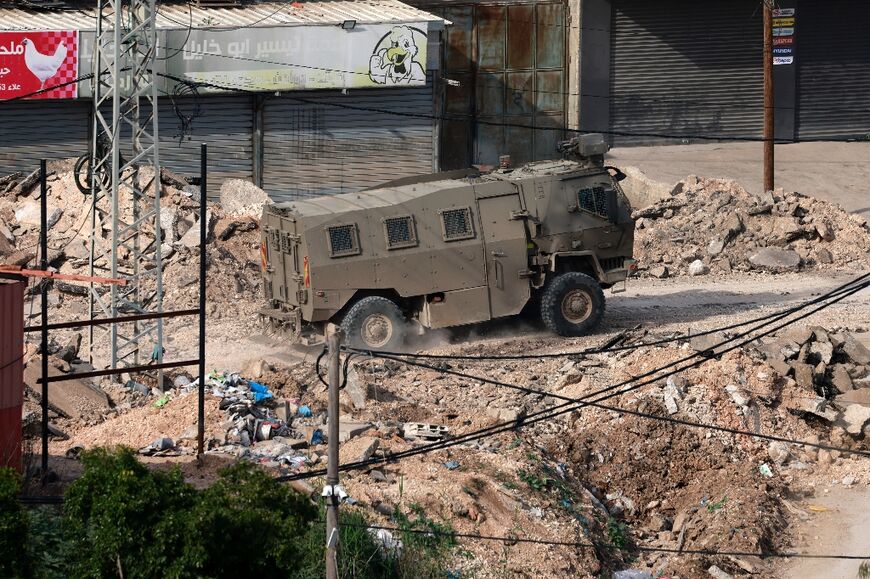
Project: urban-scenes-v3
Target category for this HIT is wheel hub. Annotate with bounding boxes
[561,289,592,324]
[361,313,393,348]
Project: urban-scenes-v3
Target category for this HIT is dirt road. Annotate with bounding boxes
[784,486,870,578]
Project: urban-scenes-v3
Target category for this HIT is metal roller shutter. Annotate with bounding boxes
[796,0,870,140]
[158,95,253,198]
[0,100,89,175]
[610,0,763,145]
[262,83,435,201]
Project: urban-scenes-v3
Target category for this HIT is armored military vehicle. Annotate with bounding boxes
[259,134,635,350]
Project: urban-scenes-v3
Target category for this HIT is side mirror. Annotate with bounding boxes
[605,165,627,182]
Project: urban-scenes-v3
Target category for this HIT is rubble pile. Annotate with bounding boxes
[632,176,870,277]
[0,164,264,325]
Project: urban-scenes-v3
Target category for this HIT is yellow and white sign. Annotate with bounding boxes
[165,24,429,92]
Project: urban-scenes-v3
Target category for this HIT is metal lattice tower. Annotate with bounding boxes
[89,0,163,372]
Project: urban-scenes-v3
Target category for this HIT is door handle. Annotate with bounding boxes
[491,250,506,257]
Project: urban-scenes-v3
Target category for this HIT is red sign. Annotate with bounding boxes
[0,31,78,100]
[773,37,794,46]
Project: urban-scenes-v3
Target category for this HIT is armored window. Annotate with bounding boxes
[577,186,608,217]
[439,207,475,241]
[326,223,361,257]
[384,215,417,249]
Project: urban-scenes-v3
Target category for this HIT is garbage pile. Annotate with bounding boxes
[632,176,870,277]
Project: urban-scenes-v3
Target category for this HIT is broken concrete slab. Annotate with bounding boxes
[838,389,870,406]
[748,248,801,272]
[687,259,709,276]
[335,419,372,443]
[837,404,870,436]
[219,179,270,217]
[792,362,815,391]
[832,365,853,392]
[649,265,669,279]
[809,341,834,365]
[344,367,368,410]
[842,335,870,366]
[24,364,109,419]
[689,331,726,354]
[176,210,211,248]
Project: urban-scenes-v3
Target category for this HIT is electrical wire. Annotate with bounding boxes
[343,522,870,560]
[281,275,869,482]
[157,72,868,145]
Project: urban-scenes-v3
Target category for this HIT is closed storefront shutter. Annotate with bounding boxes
[610,0,763,145]
[796,0,870,140]
[262,84,435,201]
[158,95,253,198]
[0,100,89,175]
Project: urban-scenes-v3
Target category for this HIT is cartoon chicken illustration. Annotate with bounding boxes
[22,37,67,90]
[369,26,425,85]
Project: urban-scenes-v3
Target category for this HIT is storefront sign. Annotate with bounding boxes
[165,23,430,92]
[772,8,796,66]
[0,31,78,99]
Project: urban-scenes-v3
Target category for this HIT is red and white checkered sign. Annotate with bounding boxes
[0,31,79,100]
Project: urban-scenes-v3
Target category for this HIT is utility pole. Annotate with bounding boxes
[763,0,775,193]
[325,329,342,579]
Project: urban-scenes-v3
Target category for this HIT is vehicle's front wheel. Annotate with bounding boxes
[341,296,408,351]
[539,272,605,337]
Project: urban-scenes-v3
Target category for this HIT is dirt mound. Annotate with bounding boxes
[633,176,870,277]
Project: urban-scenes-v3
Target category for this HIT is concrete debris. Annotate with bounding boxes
[707,565,733,579]
[634,175,870,276]
[219,179,270,217]
[403,422,448,441]
[748,248,801,272]
[837,404,870,435]
[687,259,709,276]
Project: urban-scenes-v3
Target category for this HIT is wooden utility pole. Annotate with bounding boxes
[325,329,342,579]
[763,1,775,193]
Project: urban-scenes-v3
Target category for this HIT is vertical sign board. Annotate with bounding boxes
[0,31,79,99]
[772,8,796,65]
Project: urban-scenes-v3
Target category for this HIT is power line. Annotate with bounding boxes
[344,522,870,561]
[157,72,868,145]
[280,275,868,481]
[155,42,870,116]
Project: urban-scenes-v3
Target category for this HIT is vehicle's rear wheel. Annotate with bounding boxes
[540,272,605,337]
[341,296,408,351]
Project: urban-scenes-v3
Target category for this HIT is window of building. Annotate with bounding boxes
[326,223,361,257]
[384,215,418,249]
[439,207,475,241]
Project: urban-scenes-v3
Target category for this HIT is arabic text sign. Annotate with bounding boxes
[165,23,429,92]
[0,31,78,99]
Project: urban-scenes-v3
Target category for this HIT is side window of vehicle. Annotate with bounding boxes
[384,215,418,249]
[326,223,361,257]
[576,186,608,218]
[438,207,475,242]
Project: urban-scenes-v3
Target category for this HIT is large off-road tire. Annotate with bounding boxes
[340,296,408,351]
[540,272,605,337]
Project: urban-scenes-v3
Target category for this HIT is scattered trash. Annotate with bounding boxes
[613,571,653,579]
[758,463,774,478]
[248,381,273,402]
[310,428,324,445]
[65,444,84,459]
[154,396,170,408]
[443,460,460,470]
[298,405,312,417]
[403,422,449,441]
[807,504,828,512]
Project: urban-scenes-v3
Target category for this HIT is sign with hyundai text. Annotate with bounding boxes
[771,8,796,65]
[0,31,78,99]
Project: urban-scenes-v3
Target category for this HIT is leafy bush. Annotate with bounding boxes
[0,467,30,578]
[4,449,455,578]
